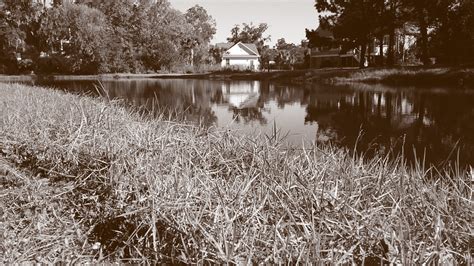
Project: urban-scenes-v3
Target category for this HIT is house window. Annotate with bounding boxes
[226,59,230,66]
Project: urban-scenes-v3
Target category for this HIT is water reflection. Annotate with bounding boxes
[32,78,474,167]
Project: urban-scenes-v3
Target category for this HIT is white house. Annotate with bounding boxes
[221,42,260,71]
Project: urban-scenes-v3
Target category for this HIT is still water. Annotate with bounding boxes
[31,78,474,167]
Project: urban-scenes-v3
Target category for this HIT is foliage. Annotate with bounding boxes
[0,0,217,74]
[227,22,271,53]
[38,4,110,74]
[181,5,216,66]
[208,46,224,64]
[311,0,474,67]
[429,0,474,64]
[273,38,308,70]
[0,0,43,73]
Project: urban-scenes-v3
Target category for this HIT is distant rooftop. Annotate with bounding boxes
[216,42,260,56]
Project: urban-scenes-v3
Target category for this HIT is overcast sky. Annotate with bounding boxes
[169,0,319,47]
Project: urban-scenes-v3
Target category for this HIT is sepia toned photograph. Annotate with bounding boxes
[1,0,473,264]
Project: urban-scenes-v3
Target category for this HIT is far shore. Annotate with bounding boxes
[1,66,473,88]
[0,72,208,82]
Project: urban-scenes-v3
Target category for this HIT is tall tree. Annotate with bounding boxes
[430,0,474,64]
[142,2,188,70]
[183,5,216,66]
[0,0,43,72]
[227,22,271,53]
[401,0,436,65]
[38,3,110,73]
[315,0,380,68]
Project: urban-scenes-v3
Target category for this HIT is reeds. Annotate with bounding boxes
[0,83,472,264]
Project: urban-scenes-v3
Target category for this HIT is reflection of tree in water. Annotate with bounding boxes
[43,79,218,126]
[67,79,220,127]
[259,81,309,107]
[305,85,474,167]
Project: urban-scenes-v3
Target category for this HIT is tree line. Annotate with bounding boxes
[0,0,216,74]
[307,0,474,67]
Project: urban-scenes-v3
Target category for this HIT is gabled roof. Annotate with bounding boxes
[223,42,260,57]
[240,43,259,56]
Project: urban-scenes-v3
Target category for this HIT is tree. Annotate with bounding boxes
[380,0,407,66]
[428,0,474,64]
[2,0,219,73]
[315,0,381,68]
[227,22,271,53]
[274,38,297,69]
[38,4,111,73]
[0,0,43,73]
[185,5,216,45]
[401,0,434,65]
[142,3,189,70]
[84,0,147,72]
[209,46,223,64]
[183,5,216,66]
[0,8,22,73]
[260,46,278,71]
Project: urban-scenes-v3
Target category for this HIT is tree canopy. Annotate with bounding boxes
[227,23,270,53]
[0,0,217,74]
[310,0,474,66]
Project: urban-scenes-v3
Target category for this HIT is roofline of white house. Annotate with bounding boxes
[239,42,259,56]
[226,41,259,56]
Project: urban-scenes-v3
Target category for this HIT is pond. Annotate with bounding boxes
[28,78,474,167]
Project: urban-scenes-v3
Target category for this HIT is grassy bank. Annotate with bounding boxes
[187,67,474,87]
[327,67,474,88]
[0,83,472,264]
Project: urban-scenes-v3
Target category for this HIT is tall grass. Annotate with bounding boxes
[0,83,472,264]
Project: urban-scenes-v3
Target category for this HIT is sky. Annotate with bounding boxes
[169,0,319,47]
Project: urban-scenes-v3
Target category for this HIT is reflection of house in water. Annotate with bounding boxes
[222,81,260,109]
[221,81,266,124]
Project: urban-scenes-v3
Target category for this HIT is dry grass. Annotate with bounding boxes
[0,83,472,264]
[329,67,474,88]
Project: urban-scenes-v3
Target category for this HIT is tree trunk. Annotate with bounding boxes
[190,48,194,67]
[387,27,395,66]
[419,16,429,65]
[401,33,406,64]
[359,43,367,68]
[379,35,384,66]
[368,39,373,67]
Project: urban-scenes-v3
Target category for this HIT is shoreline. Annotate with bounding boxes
[1,83,471,264]
[1,67,473,88]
